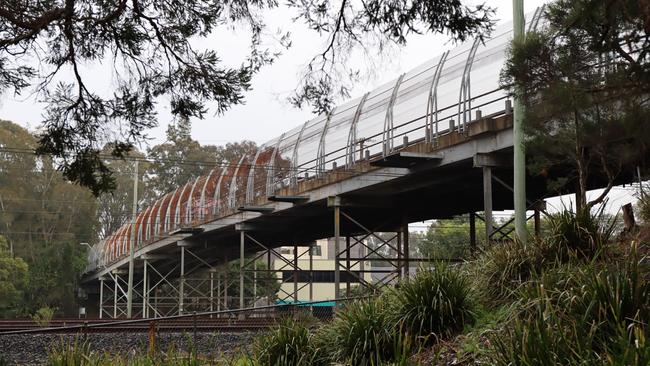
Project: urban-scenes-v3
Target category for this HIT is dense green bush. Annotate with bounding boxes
[391,264,475,341]
[545,208,615,261]
[474,238,549,303]
[475,208,616,305]
[250,317,319,366]
[492,246,650,365]
[314,297,397,365]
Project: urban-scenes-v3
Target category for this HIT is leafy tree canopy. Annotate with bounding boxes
[501,0,650,211]
[0,0,493,195]
[0,235,29,317]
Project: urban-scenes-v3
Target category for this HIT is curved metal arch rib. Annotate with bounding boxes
[164,188,180,233]
[345,93,369,168]
[185,176,203,224]
[425,51,450,144]
[212,165,229,216]
[198,168,218,221]
[290,122,309,187]
[137,205,152,247]
[382,74,405,157]
[228,155,247,208]
[458,37,481,132]
[174,183,193,228]
[316,108,337,175]
[245,146,264,204]
[266,133,284,196]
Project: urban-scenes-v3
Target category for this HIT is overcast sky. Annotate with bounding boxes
[0,0,549,149]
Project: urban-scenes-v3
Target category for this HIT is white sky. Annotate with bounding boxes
[0,0,549,148]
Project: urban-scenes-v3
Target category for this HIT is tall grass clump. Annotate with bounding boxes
[492,244,650,365]
[314,297,397,365]
[475,208,616,304]
[47,338,95,366]
[250,317,319,366]
[474,238,548,303]
[545,207,615,261]
[391,263,475,341]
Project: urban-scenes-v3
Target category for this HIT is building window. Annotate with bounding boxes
[280,248,292,255]
[310,245,322,256]
[281,270,362,283]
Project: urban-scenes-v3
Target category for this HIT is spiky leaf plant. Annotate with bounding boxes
[391,263,475,341]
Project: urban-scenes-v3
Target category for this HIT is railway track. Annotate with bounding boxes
[0,317,277,334]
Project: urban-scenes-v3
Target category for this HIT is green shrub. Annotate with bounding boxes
[474,238,549,303]
[315,297,397,366]
[391,264,475,341]
[33,306,55,327]
[251,317,319,366]
[545,207,615,261]
[492,246,650,365]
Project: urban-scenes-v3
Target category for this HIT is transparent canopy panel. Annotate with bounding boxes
[294,115,327,180]
[391,57,440,149]
[322,97,360,169]
[355,79,397,158]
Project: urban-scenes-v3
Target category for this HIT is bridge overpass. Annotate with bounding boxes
[81,7,569,318]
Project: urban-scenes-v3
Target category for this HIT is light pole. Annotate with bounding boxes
[513,0,527,243]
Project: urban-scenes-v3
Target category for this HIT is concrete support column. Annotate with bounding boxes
[334,204,341,300]
[253,260,258,303]
[99,277,104,319]
[240,231,245,309]
[224,258,229,310]
[267,250,272,306]
[309,244,313,302]
[209,269,215,317]
[483,167,493,243]
[179,245,186,315]
[217,271,222,313]
[142,259,148,318]
[113,274,118,318]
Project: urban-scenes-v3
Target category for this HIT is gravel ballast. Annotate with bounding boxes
[0,331,258,365]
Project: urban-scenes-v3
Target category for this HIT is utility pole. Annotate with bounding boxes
[127,159,139,318]
[513,0,528,243]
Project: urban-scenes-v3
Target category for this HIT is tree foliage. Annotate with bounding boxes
[0,120,96,315]
[417,216,485,260]
[0,235,28,317]
[145,117,256,201]
[0,0,493,195]
[501,0,650,211]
